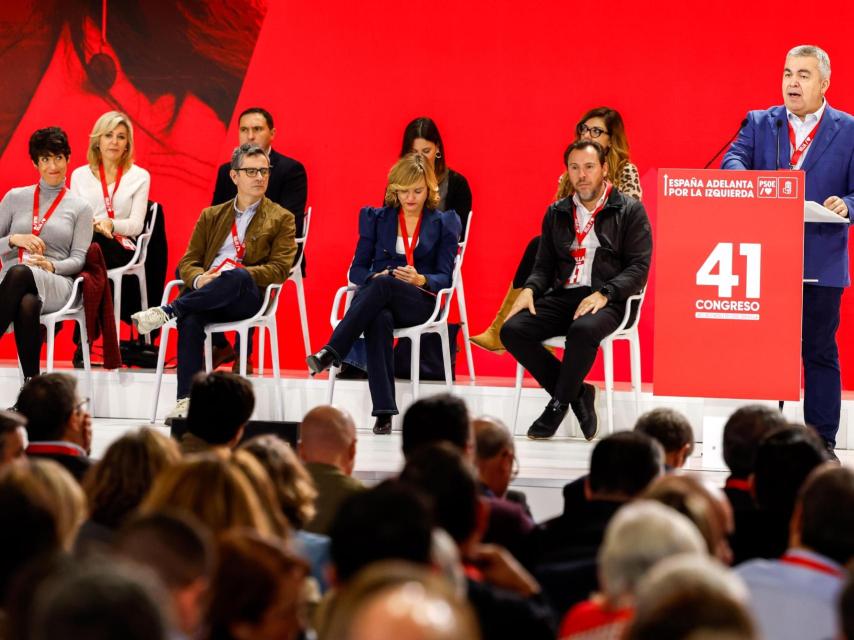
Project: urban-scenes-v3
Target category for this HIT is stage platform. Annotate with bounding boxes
[4,363,852,522]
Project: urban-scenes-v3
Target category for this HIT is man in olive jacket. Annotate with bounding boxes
[501,140,652,441]
[133,143,296,420]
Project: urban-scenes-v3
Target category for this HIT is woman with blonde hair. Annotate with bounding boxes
[307,153,462,434]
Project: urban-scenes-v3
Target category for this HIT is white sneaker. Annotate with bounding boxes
[132,307,170,335]
[164,397,190,426]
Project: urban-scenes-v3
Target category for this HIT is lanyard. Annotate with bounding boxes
[573,183,612,249]
[98,163,124,219]
[780,553,845,578]
[788,114,823,168]
[231,221,246,262]
[22,185,66,262]
[398,211,422,267]
[725,478,751,492]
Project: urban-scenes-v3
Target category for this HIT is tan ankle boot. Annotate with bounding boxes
[470,284,522,354]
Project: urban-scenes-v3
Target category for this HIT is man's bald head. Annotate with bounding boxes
[299,406,357,473]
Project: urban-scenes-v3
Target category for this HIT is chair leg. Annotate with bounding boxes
[602,340,615,434]
[137,272,151,345]
[44,322,56,373]
[257,326,266,376]
[456,278,475,382]
[410,335,421,401]
[113,276,123,344]
[295,275,312,360]
[326,366,337,404]
[269,320,283,420]
[78,315,94,410]
[151,324,172,423]
[512,361,525,429]
[439,328,453,390]
[204,332,213,372]
[630,331,642,420]
[237,329,248,376]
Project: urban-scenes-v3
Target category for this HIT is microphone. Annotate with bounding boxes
[775,119,784,170]
[704,118,749,169]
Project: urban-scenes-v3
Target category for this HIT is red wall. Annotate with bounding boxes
[3,1,854,390]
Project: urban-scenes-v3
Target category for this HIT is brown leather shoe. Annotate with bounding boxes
[212,343,236,369]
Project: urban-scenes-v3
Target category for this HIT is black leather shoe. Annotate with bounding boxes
[307,348,337,375]
[72,345,85,369]
[571,382,599,441]
[373,415,393,435]
[527,399,569,439]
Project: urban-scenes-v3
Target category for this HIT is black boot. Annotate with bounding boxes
[72,345,85,369]
[570,382,599,441]
[527,398,569,439]
[8,376,34,412]
[372,414,393,435]
[307,348,338,376]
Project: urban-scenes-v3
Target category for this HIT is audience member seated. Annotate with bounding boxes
[241,434,332,593]
[306,154,461,435]
[26,458,86,551]
[634,407,695,470]
[16,373,92,481]
[204,529,308,640]
[736,465,854,640]
[721,405,788,563]
[644,475,734,565]
[230,449,291,538]
[737,424,831,562]
[114,511,213,640]
[558,501,707,639]
[841,576,854,640]
[473,416,532,517]
[78,427,181,553]
[0,127,92,385]
[0,410,27,466]
[400,443,556,640]
[297,405,364,535]
[132,143,296,422]
[30,559,170,640]
[140,453,275,536]
[321,561,480,640]
[179,372,255,454]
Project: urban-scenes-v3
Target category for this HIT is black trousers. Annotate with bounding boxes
[500,287,622,405]
[802,284,843,446]
[326,275,435,415]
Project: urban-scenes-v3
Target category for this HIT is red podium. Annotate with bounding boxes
[653,169,804,400]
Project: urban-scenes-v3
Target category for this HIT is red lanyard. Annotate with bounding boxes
[231,221,246,262]
[22,184,66,262]
[725,478,751,492]
[573,183,612,249]
[98,163,124,219]
[788,114,823,168]
[780,552,845,578]
[398,211,422,267]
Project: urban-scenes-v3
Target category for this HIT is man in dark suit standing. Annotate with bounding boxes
[722,45,854,457]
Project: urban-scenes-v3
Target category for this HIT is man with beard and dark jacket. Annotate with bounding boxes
[501,139,652,440]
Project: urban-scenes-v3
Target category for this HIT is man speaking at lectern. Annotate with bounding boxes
[722,45,854,455]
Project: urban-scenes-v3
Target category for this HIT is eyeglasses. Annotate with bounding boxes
[236,167,271,178]
[577,124,609,138]
[75,397,91,413]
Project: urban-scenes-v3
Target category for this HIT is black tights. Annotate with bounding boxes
[0,265,43,377]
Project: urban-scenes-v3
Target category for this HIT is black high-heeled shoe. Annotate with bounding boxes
[372,415,393,435]
[306,348,337,376]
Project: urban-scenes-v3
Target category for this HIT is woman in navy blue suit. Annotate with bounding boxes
[308,153,461,434]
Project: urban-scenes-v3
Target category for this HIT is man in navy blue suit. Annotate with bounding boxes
[722,45,854,455]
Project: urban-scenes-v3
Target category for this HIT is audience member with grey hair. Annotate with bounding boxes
[473,416,531,516]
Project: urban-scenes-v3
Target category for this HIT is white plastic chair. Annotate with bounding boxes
[149,279,285,423]
[286,206,312,366]
[325,249,466,405]
[511,289,646,435]
[455,210,475,382]
[107,201,159,344]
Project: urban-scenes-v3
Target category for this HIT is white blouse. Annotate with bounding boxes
[70,163,151,238]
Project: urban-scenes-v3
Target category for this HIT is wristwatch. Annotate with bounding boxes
[598,285,614,300]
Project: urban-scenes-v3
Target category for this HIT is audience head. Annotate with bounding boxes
[31,560,169,640]
[26,458,86,550]
[329,481,433,585]
[587,431,664,501]
[205,529,308,640]
[627,554,755,640]
[83,427,181,530]
[401,393,472,460]
[384,152,440,210]
[186,372,255,448]
[230,449,291,537]
[753,424,830,514]
[792,465,854,565]
[322,561,480,640]
[400,443,483,552]
[598,500,707,607]
[722,405,788,479]
[784,45,831,118]
[140,453,272,535]
[241,434,318,530]
[472,416,517,497]
[400,116,448,182]
[29,127,71,187]
[634,408,695,469]
[237,107,276,151]
[841,576,854,640]
[563,139,610,206]
[17,373,91,453]
[228,143,271,202]
[298,405,358,475]
[114,511,214,637]
[87,110,135,169]
[0,410,27,466]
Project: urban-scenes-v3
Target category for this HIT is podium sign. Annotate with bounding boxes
[653,169,804,400]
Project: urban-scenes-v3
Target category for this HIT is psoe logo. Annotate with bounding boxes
[778,177,798,199]
[757,177,778,198]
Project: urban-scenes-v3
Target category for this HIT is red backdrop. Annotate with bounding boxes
[2,0,854,390]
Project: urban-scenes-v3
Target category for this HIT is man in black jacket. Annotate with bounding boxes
[501,140,652,440]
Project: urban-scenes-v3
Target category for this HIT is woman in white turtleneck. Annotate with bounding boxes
[0,127,93,382]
